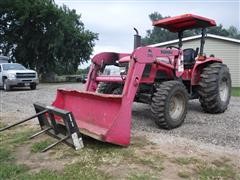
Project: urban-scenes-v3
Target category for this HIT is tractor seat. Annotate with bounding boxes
[183,48,199,69]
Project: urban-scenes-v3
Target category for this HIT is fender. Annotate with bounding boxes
[191,57,222,85]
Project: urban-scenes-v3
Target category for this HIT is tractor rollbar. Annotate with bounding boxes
[200,28,206,56]
[0,103,84,152]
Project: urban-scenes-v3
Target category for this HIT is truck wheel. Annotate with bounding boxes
[30,84,36,90]
[151,81,188,129]
[97,83,122,94]
[3,79,11,91]
[198,63,231,113]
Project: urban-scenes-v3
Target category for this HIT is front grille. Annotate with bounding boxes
[16,73,36,79]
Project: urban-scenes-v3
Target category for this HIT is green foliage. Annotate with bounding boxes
[76,66,90,75]
[232,87,240,97]
[0,0,98,79]
[142,12,240,45]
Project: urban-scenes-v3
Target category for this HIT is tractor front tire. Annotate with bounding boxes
[198,63,231,113]
[97,83,122,94]
[151,81,188,129]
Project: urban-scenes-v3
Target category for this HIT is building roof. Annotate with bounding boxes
[149,34,240,47]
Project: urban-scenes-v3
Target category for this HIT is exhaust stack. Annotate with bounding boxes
[133,28,141,49]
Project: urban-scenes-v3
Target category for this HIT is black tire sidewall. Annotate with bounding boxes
[198,63,232,113]
[151,81,188,129]
[216,65,231,110]
[164,85,188,128]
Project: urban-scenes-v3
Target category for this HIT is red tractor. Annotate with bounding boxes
[0,14,232,149]
[93,14,232,129]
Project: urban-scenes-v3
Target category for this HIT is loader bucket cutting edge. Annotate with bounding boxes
[52,88,132,146]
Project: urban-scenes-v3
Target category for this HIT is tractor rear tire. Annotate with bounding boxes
[151,81,188,129]
[198,63,231,113]
[97,83,122,94]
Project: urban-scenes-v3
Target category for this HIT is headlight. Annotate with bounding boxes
[8,73,16,79]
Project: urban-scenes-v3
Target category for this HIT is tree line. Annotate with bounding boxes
[142,12,240,45]
[0,0,97,80]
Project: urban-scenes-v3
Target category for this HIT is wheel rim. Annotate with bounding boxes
[169,93,185,120]
[219,77,229,102]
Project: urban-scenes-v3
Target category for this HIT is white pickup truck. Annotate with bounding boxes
[0,56,39,91]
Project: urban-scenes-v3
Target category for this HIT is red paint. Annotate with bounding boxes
[153,14,216,32]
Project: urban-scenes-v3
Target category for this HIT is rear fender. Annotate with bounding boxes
[191,58,222,85]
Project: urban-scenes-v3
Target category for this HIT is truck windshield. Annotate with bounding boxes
[2,63,26,70]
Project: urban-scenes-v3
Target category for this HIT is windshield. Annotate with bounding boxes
[2,63,26,70]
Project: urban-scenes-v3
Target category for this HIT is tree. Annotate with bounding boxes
[0,0,98,80]
[142,12,240,45]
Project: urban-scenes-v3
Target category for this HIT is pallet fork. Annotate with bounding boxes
[0,103,84,152]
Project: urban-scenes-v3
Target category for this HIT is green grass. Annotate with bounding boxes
[174,157,199,165]
[232,87,240,97]
[178,171,190,178]
[31,139,54,153]
[174,157,239,179]
[0,163,28,179]
[0,126,239,180]
[198,164,237,179]
[127,173,159,180]
[0,147,12,162]
[0,127,34,147]
[18,162,110,180]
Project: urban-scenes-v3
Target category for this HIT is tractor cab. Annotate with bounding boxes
[153,14,216,68]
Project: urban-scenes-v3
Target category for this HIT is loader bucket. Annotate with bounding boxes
[52,89,132,146]
[51,49,153,146]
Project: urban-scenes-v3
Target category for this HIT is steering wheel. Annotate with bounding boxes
[166,45,180,50]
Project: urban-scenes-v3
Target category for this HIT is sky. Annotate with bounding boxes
[55,0,240,68]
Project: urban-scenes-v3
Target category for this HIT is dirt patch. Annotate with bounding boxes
[14,135,70,173]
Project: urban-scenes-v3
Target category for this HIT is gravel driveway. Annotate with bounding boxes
[0,83,239,150]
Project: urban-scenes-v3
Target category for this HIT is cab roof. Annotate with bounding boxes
[153,14,216,32]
